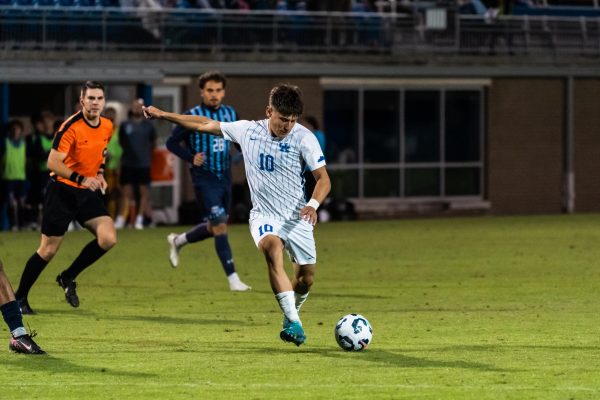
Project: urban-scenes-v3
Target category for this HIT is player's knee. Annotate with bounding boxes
[211,223,228,236]
[258,236,282,256]
[300,273,315,288]
[208,206,228,226]
[98,233,117,250]
[37,246,57,261]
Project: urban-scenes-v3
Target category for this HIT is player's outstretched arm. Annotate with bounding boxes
[143,105,222,136]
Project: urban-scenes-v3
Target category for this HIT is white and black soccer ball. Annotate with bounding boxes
[334,313,373,351]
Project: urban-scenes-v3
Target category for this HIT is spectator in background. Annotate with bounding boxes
[301,116,325,201]
[115,99,156,230]
[1,120,29,231]
[103,107,123,219]
[26,110,56,230]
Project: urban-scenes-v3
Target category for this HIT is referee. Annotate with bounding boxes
[15,81,117,314]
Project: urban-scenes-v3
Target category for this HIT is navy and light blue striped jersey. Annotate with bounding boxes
[166,104,237,180]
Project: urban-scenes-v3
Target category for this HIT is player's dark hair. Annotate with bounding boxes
[198,70,227,89]
[81,80,105,96]
[269,84,303,117]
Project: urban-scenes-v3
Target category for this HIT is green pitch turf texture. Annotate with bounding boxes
[0,215,598,399]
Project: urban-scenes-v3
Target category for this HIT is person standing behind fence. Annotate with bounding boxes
[115,99,156,230]
[26,110,56,230]
[300,115,325,201]
[103,107,123,219]
[1,120,28,231]
[165,70,251,292]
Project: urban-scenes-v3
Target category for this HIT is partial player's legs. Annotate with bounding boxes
[15,234,64,314]
[56,216,117,308]
[0,260,45,354]
[168,182,250,291]
[168,221,251,291]
[135,183,151,230]
[258,235,305,346]
[115,183,134,229]
[284,263,315,328]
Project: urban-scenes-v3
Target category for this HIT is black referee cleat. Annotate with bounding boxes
[56,273,80,308]
[9,332,46,355]
[17,298,35,315]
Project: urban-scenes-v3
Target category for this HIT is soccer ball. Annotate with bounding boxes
[334,314,373,351]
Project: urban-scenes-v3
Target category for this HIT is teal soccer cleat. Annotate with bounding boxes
[280,320,306,346]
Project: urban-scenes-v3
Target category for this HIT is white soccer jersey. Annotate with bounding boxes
[221,119,326,221]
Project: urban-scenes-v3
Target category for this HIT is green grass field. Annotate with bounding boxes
[0,215,599,399]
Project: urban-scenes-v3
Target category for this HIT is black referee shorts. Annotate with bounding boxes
[41,179,109,237]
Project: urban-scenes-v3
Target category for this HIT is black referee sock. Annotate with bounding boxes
[15,252,49,300]
[61,240,107,282]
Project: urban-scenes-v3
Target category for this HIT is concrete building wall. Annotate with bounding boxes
[573,79,600,212]
[487,78,564,214]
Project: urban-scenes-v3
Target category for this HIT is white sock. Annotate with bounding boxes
[227,272,241,284]
[135,214,143,224]
[295,292,309,312]
[11,327,26,338]
[174,233,188,247]
[275,291,300,323]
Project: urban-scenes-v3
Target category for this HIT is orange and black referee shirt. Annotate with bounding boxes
[52,111,113,189]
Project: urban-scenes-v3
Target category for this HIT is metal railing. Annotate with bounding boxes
[1,7,600,57]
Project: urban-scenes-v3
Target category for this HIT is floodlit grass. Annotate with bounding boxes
[0,215,599,399]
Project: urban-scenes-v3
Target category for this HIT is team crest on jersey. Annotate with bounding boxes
[279,143,290,153]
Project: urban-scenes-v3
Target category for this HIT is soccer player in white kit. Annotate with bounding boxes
[143,84,331,346]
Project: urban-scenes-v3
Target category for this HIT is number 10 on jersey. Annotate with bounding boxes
[259,153,275,171]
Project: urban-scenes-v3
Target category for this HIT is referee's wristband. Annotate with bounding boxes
[69,172,85,186]
[306,199,320,210]
[69,171,80,184]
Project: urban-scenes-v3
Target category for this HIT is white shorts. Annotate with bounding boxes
[249,216,317,265]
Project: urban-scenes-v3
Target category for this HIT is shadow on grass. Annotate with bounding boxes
[253,346,507,372]
[4,355,156,378]
[36,309,244,326]
[427,344,600,352]
[317,292,393,300]
[106,315,244,325]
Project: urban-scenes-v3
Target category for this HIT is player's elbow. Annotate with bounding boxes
[46,155,59,173]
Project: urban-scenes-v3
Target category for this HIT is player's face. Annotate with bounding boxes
[267,106,298,138]
[80,88,105,120]
[200,80,225,108]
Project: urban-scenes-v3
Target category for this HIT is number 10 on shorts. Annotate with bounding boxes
[258,224,273,236]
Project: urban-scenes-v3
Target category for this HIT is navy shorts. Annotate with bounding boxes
[193,173,231,224]
[41,179,109,236]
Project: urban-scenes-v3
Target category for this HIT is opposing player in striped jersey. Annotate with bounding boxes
[165,71,250,292]
[143,84,331,346]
